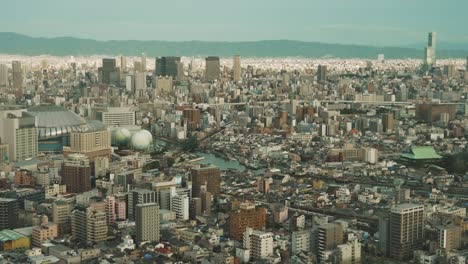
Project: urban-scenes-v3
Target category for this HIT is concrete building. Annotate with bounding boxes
[191,166,221,198]
[316,223,344,263]
[61,154,91,194]
[389,203,424,261]
[12,61,23,97]
[438,224,462,253]
[205,56,220,81]
[135,203,160,244]
[97,107,135,127]
[317,65,327,82]
[71,205,108,244]
[171,194,189,220]
[128,188,156,221]
[243,228,273,260]
[52,200,72,235]
[382,113,394,133]
[233,55,241,81]
[229,203,267,240]
[425,32,437,66]
[32,216,58,247]
[336,240,361,264]
[0,64,8,87]
[99,58,118,84]
[0,198,18,230]
[155,56,180,78]
[292,230,312,254]
[155,76,173,96]
[0,112,38,162]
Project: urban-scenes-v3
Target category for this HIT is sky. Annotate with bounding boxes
[2,0,468,46]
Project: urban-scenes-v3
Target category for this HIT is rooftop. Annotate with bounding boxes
[400,146,442,160]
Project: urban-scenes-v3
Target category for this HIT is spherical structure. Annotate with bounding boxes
[112,128,132,145]
[131,131,151,150]
[139,129,153,143]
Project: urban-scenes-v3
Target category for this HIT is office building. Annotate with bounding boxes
[191,166,220,198]
[154,76,173,96]
[61,154,91,194]
[0,198,18,230]
[120,56,127,71]
[135,203,160,244]
[141,53,146,72]
[316,223,344,263]
[176,61,184,81]
[382,113,394,133]
[99,58,118,84]
[66,129,112,164]
[190,197,202,219]
[0,112,38,162]
[229,203,267,240]
[389,203,424,261]
[425,32,436,66]
[71,204,108,244]
[155,56,180,78]
[171,194,189,220]
[128,188,156,220]
[12,61,22,97]
[336,240,362,264]
[52,200,72,235]
[317,65,327,82]
[444,64,457,78]
[32,216,58,247]
[205,56,220,81]
[0,64,8,87]
[233,55,241,81]
[438,224,461,254]
[416,103,456,123]
[134,72,146,98]
[97,107,136,127]
[243,228,274,260]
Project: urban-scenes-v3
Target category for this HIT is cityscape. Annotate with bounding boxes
[0,1,468,264]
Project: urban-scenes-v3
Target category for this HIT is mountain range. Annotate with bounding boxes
[0,32,467,59]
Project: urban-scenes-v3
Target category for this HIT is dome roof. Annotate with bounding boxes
[28,105,86,128]
[28,105,105,139]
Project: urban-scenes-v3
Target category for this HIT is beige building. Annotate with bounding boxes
[72,204,108,244]
[336,240,362,264]
[244,228,274,260]
[205,56,220,81]
[52,200,72,235]
[154,76,173,96]
[97,107,135,127]
[389,204,424,261]
[233,55,241,81]
[136,203,160,244]
[32,216,58,247]
[0,112,38,162]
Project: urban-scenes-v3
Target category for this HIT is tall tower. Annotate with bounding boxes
[0,64,8,87]
[141,53,147,72]
[389,203,424,261]
[317,65,327,82]
[205,56,221,81]
[12,61,23,97]
[316,223,344,263]
[425,32,437,66]
[233,55,241,82]
[135,203,160,244]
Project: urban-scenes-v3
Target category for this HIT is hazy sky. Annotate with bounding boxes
[2,0,467,46]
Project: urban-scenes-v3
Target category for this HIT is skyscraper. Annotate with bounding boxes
[317,65,327,82]
[120,56,127,72]
[128,189,156,220]
[0,64,8,87]
[61,154,91,194]
[155,57,180,78]
[233,55,241,81]
[135,203,160,244]
[170,194,189,220]
[72,204,108,244]
[12,61,22,97]
[425,32,436,66]
[382,113,394,133]
[100,58,118,84]
[389,204,424,261]
[205,56,221,81]
[141,53,147,72]
[0,198,18,230]
[191,166,221,198]
[243,228,274,260]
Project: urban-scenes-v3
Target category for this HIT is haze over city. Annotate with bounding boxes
[0,1,467,264]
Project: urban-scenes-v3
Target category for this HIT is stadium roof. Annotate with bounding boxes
[400,146,442,160]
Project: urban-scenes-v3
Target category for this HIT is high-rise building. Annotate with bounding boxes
[97,107,136,127]
[100,58,119,84]
[437,224,461,254]
[61,154,91,194]
[191,166,220,198]
[120,56,127,72]
[154,76,173,96]
[134,72,146,98]
[155,57,180,78]
[0,198,18,230]
[389,203,424,261]
[0,112,38,162]
[135,203,160,244]
[336,240,362,264]
[141,53,147,72]
[52,200,72,235]
[425,32,437,66]
[128,189,156,220]
[0,64,8,87]
[71,204,108,244]
[67,129,112,162]
[444,64,457,78]
[176,62,185,81]
[382,113,394,133]
[205,56,220,81]
[317,65,327,82]
[316,223,344,263]
[233,55,241,81]
[12,61,22,97]
[170,194,189,220]
[243,228,274,260]
[229,203,267,240]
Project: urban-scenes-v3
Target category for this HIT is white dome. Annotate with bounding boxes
[131,131,151,150]
[113,128,132,145]
[140,129,153,143]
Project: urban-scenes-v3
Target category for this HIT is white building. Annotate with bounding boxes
[291,230,311,254]
[171,194,189,220]
[336,240,361,264]
[244,228,274,260]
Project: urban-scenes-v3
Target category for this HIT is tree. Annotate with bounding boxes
[182,135,199,152]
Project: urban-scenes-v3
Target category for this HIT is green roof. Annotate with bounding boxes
[401,146,442,160]
[0,230,26,242]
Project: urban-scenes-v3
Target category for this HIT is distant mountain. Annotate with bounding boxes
[0,32,467,59]
[404,42,468,51]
